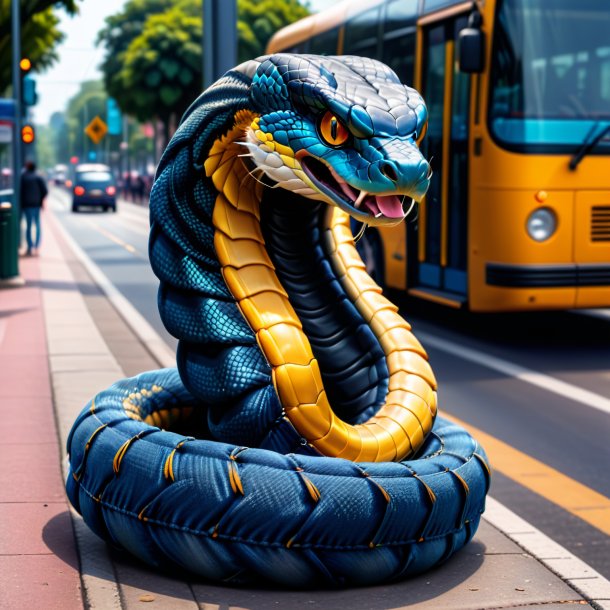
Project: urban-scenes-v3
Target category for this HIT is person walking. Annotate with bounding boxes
[20,160,48,256]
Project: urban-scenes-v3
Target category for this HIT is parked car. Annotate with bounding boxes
[72,164,117,212]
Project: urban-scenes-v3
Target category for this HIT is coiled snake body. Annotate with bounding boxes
[66,54,490,586]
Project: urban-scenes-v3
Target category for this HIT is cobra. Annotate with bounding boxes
[66,54,490,587]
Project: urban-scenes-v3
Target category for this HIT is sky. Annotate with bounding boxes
[34,0,338,125]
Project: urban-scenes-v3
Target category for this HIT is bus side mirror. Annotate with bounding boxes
[458,12,485,73]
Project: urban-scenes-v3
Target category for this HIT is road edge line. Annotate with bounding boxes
[418,331,610,416]
[48,197,175,369]
[484,497,610,609]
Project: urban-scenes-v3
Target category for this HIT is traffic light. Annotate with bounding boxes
[21,124,35,144]
[19,58,37,106]
[23,76,37,106]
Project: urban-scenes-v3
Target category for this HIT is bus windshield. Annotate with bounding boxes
[489,0,610,152]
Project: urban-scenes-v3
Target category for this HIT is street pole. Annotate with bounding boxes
[11,0,22,199]
[203,0,237,89]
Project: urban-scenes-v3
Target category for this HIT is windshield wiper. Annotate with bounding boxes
[569,123,610,170]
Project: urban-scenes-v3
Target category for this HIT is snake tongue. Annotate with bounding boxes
[373,195,404,218]
[326,165,404,219]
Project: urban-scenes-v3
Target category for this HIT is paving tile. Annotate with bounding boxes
[568,576,610,599]
[476,519,525,555]
[71,513,122,610]
[46,323,105,341]
[112,556,198,610]
[0,396,57,443]
[0,502,73,555]
[44,308,93,327]
[190,549,583,610]
[0,355,51,398]
[49,354,122,375]
[53,369,123,391]
[0,307,47,356]
[0,288,37,312]
[0,553,82,610]
[47,335,110,356]
[0,442,65,502]
[113,355,160,379]
[42,290,85,311]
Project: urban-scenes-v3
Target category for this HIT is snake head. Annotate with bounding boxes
[245,54,430,227]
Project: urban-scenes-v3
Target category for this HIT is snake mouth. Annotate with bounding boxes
[299,154,411,226]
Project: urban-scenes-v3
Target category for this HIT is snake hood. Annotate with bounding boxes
[148,53,438,459]
[194,53,430,227]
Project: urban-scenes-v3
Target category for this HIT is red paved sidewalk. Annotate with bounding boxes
[0,254,82,610]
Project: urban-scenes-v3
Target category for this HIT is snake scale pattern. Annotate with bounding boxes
[66,54,490,587]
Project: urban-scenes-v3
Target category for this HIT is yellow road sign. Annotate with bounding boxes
[85,116,108,144]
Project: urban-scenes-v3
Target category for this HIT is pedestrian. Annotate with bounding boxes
[136,174,146,204]
[20,160,48,256]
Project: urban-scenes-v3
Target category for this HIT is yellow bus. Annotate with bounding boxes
[268,0,610,311]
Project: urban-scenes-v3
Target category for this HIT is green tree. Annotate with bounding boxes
[117,5,201,143]
[0,0,79,93]
[238,0,309,63]
[96,0,174,107]
[97,0,310,146]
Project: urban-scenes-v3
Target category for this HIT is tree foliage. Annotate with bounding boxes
[113,4,202,140]
[0,0,78,94]
[238,0,310,64]
[96,0,174,106]
[97,0,310,142]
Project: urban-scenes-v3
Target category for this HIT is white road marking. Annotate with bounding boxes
[418,331,610,416]
[484,496,610,608]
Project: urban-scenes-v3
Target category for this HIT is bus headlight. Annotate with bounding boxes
[526,208,557,242]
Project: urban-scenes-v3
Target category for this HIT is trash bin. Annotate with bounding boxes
[0,189,19,282]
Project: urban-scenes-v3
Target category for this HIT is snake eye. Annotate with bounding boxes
[318,111,350,147]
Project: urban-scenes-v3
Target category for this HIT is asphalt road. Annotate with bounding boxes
[49,186,610,579]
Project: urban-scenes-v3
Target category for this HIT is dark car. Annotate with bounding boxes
[72,165,117,212]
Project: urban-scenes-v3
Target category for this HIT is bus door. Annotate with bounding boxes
[408,11,470,306]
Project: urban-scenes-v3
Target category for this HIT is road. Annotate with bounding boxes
[49,186,610,579]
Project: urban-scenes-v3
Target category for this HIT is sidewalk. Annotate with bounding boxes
[0,207,601,609]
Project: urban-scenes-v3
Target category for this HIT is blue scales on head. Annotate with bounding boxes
[246,54,431,224]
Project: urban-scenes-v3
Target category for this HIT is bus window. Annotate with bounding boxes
[384,0,418,34]
[420,24,447,280]
[382,32,416,85]
[447,16,470,290]
[414,14,470,298]
[380,0,418,85]
[310,27,340,55]
[343,6,381,56]
[489,0,610,152]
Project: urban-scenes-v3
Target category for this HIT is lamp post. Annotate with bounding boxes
[11,0,22,191]
[203,0,237,89]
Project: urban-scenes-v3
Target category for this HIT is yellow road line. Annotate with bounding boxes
[444,412,610,536]
[86,220,143,258]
